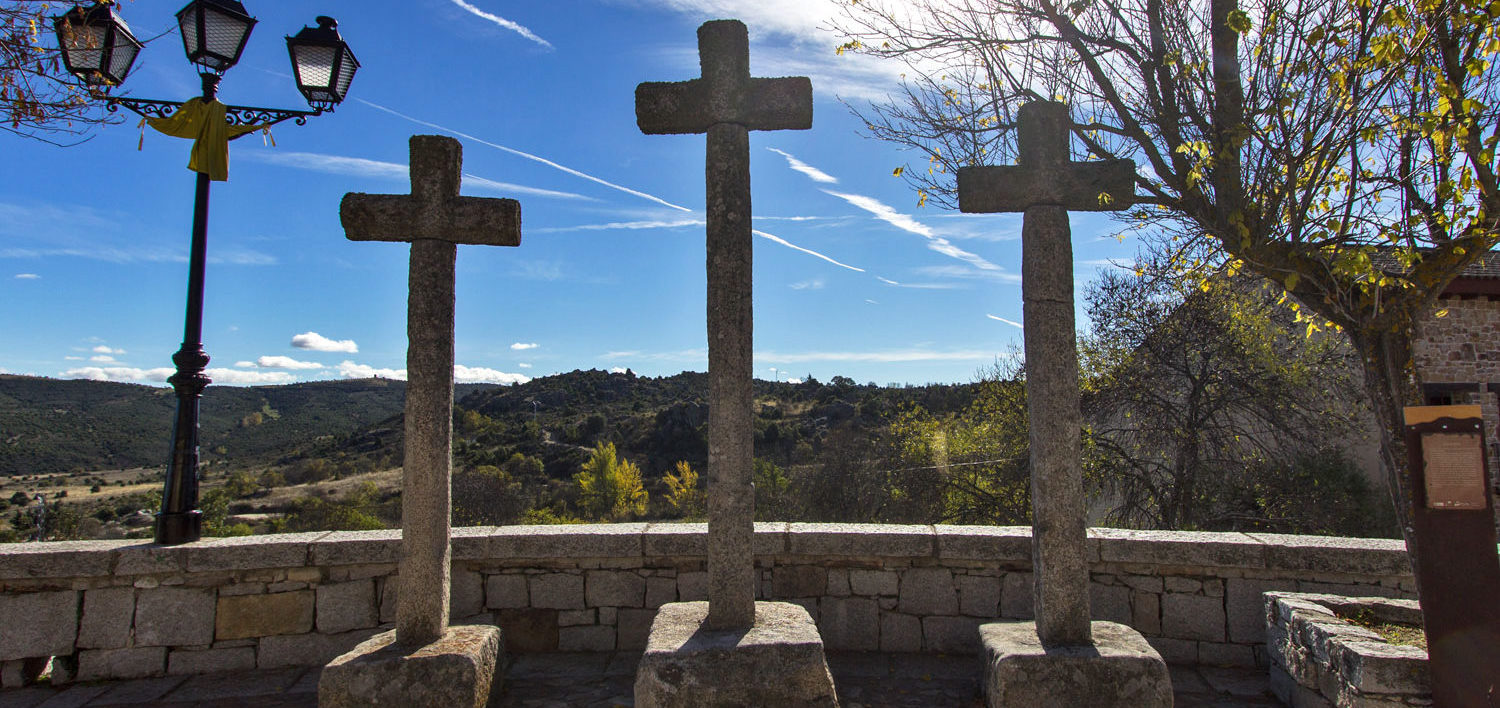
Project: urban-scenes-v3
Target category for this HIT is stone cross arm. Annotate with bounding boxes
[956,100,1136,214]
[635,20,811,135]
[340,135,521,247]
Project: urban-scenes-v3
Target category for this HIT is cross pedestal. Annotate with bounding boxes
[958,101,1169,708]
[318,135,520,708]
[632,20,836,708]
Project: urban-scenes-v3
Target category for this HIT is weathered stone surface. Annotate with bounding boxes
[558,609,595,627]
[899,568,957,615]
[634,601,837,707]
[924,615,982,653]
[935,525,1032,561]
[1089,583,1131,625]
[0,539,119,580]
[167,646,256,675]
[881,612,922,652]
[530,573,585,609]
[319,625,503,708]
[787,523,933,557]
[819,597,879,651]
[76,646,166,681]
[77,587,134,649]
[1246,533,1410,577]
[960,575,1001,617]
[849,569,899,596]
[317,579,378,634]
[497,609,558,652]
[618,608,658,650]
[1162,593,1226,642]
[1226,577,1297,643]
[379,576,398,623]
[559,625,615,651]
[677,571,707,601]
[259,628,378,669]
[772,565,828,599]
[587,570,646,607]
[0,590,78,661]
[451,569,484,619]
[216,591,314,640]
[645,576,678,608]
[185,532,328,573]
[490,523,646,559]
[980,620,1170,708]
[134,587,215,647]
[1132,591,1161,635]
[113,543,188,576]
[1001,572,1034,619]
[485,574,529,609]
[1093,528,1266,569]
[308,530,400,566]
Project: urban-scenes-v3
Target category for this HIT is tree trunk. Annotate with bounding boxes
[1347,324,1423,580]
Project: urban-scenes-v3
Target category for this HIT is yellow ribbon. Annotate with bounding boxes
[145,98,264,181]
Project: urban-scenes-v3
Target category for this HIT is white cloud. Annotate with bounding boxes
[248,355,325,371]
[767,148,838,183]
[61,366,174,383]
[913,265,1023,284]
[357,99,693,213]
[823,190,1003,272]
[204,368,296,385]
[790,278,825,290]
[865,299,879,305]
[64,356,84,361]
[292,332,359,353]
[609,367,628,374]
[454,364,530,384]
[92,345,123,354]
[518,362,533,369]
[602,348,707,363]
[337,361,407,380]
[14,273,39,280]
[987,314,1024,328]
[753,230,864,272]
[875,276,964,290]
[450,0,553,48]
[460,174,592,201]
[511,342,539,351]
[89,355,116,363]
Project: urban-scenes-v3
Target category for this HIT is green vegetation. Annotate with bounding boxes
[574,442,648,521]
[1345,610,1427,651]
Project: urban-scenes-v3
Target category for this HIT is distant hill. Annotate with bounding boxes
[0,375,496,475]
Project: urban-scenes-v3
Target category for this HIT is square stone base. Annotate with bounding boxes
[634,601,839,707]
[318,624,504,708]
[981,620,1170,708]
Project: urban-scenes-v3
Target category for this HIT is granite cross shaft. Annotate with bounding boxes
[636,19,811,631]
[340,135,521,647]
[958,101,1134,647]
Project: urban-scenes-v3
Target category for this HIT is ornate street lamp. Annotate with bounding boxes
[54,1,359,546]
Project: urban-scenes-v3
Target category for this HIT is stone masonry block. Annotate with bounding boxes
[216,591,314,640]
[1133,591,1161,635]
[960,575,1001,617]
[772,566,827,599]
[848,569,898,596]
[167,646,256,675]
[0,590,78,661]
[530,573,584,610]
[77,587,134,649]
[317,580,378,634]
[1091,583,1132,625]
[452,569,484,618]
[318,625,503,708]
[819,597,879,651]
[880,612,922,652]
[559,625,615,651]
[1001,572,1033,619]
[485,574,528,609]
[677,572,707,601]
[134,587,215,647]
[259,628,378,669]
[924,615,982,654]
[899,568,957,615]
[587,570,646,607]
[981,621,1171,708]
[645,577,677,608]
[76,646,166,681]
[1226,577,1297,644]
[618,608,657,650]
[1162,593,1226,642]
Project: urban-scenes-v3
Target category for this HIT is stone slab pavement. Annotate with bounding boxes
[0,652,1284,707]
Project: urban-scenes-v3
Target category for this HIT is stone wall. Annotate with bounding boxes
[0,524,1414,685]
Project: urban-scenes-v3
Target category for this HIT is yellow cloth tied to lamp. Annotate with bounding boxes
[146,98,265,181]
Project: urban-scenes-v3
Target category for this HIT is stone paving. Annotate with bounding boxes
[0,653,1284,707]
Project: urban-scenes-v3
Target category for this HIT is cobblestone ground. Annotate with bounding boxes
[0,653,1284,707]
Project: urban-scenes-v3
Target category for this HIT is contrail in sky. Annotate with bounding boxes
[355,99,693,213]
[449,0,552,49]
[754,230,865,272]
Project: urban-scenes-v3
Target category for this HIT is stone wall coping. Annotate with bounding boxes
[0,524,1416,581]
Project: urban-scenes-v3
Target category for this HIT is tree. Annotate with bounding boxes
[832,0,1499,586]
[662,460,705,519]
[1082,244,1384,533]
[574,442,647,521]
[453,463,526,526]
[2,1,123,144]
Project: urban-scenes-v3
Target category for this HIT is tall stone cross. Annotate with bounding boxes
[340,135,521,646]
[958,101,1134,647]
[636,19,811,630]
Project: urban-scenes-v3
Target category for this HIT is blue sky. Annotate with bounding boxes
[0,0,1134,387]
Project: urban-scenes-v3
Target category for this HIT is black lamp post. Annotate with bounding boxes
[54,0,360,546]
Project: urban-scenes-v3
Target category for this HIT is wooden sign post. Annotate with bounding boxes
[1401,405,1500,707]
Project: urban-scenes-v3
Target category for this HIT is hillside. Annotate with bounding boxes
[0,375,496,475]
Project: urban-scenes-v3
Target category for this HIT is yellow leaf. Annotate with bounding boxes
[893,166,904,177]
[1435,308,1450,318]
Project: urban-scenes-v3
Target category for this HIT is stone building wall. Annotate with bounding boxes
[1411,294,1500,523]
[0,524,1414,686]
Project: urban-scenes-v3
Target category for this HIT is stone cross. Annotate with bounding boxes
[340,135,521,647]
[636,19,811,631]
[957,101,1134,647]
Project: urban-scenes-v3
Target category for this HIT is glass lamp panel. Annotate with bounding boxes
[176,9,199,60]
[333,49,357,99]
[292,43,335,92]
[200,5,251,67]
[108,41,141,82]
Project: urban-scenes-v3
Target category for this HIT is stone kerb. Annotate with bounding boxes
[0,525,1416,685]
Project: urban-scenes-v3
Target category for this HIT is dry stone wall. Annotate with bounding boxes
[0,524,1414,685]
